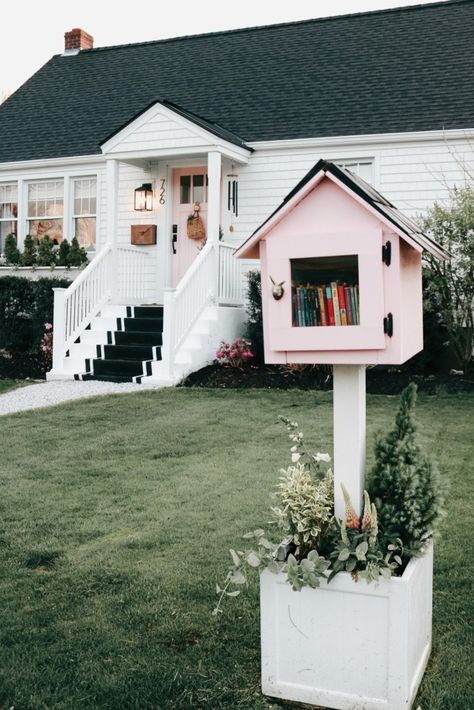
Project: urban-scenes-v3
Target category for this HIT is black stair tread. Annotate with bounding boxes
[114,330,163,346]
[122,317,163,332]
[81,373,135,383]
[133,306,163,318]
[93,358,146,376]
[104,344,160,360]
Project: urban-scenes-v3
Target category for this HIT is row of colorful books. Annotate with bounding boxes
[292,282,360,327]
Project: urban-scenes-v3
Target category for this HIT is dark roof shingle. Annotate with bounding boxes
[0,0,473,163]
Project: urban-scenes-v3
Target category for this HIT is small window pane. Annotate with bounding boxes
[291,255,360,327]
[28,219,63,242]
[75,217,96,250]
[180,175,191,204]
[193,174,205,203]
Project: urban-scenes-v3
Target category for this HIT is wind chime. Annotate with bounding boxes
[227,170,239,231]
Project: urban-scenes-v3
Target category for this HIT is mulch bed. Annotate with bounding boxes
[180,363,474,395]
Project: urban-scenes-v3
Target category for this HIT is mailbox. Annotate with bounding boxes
[235,160,448,365]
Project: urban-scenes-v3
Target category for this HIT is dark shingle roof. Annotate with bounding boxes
[0,0,473,163]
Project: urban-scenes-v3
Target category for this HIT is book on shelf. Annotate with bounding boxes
[292,281,360,327]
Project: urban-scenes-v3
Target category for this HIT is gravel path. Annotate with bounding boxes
[0,380,162,416]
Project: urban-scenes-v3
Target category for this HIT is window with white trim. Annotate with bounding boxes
[73,177,97,250]
[336,160,374,184]
[27,180,64,242]
[0,183,18,253]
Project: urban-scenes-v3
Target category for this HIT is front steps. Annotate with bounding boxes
[48,302,246,385]
[75,306,163,383]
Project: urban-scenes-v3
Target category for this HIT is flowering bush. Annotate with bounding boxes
[215,337,254,367]
[39,322,53,372]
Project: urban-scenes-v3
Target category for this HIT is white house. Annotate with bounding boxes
[0,1,472,383]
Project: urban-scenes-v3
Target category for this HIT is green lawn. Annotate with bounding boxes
[0,378,28,394]
[0,389,472,710]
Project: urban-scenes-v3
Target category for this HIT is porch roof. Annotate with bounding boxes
[0,0,473,164]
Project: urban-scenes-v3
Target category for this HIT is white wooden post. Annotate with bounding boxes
[106,159,119,302]
[51,287,66,374]
[207,150,222,301]
[333,364,366,519]
[161,287,176,380]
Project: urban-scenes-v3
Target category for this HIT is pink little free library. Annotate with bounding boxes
[235,159,448,367]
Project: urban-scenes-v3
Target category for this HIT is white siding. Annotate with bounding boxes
[116,162,159,301]
[105,108,207,154]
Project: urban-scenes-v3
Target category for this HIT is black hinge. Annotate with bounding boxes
[383,312,393,337]
[382,240,391,266]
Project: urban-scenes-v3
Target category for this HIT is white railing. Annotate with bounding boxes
[51,243,113,369]
[117,245,152,302]
[161,242,215,377]
[51,242,154,372]
[218,241,244,305]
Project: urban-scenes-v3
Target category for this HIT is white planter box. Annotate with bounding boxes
[0,266,81,281]
[260,543,433,710]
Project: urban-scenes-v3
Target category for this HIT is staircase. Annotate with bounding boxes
[74,306,163,383]
[48,240,245,384]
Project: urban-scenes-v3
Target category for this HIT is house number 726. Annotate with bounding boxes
[159,179,166,205]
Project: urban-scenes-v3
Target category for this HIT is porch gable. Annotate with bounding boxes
[100,100,251,164]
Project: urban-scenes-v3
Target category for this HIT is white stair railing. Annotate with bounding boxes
[51,242,154,373]
[161,241,215,378]
[218,242,244,305]
[51,243,113,370]
[117,245,153,302]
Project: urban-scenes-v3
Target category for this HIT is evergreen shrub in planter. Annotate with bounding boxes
[215,386,446,709]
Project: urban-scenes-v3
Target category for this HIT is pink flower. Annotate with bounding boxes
[44,323,53,330]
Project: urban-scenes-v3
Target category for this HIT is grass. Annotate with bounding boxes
[0,388,472,710]
[0,378,29,394]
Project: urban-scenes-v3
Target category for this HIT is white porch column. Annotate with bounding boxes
[106,158,119,301]
[207,151,222,301]
[333,364,366,519]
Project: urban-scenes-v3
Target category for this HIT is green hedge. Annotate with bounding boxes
[0,276,71,355]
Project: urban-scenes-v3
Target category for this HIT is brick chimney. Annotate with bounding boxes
[64,28,94,53]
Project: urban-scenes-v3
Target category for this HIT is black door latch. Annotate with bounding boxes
[172,224,178,254]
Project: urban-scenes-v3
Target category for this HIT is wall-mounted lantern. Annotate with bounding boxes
[134,183,153,211]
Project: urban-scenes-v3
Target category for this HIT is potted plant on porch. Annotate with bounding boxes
[214,385,446,710]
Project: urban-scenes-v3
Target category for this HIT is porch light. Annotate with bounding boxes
[134,183,153,211]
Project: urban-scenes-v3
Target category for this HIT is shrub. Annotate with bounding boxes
[216,338,254,367]
[3,233,21,265]
[244,269,264,362]
[21,234,38,267]
[39,322,53,372]
[68,237,88,267]
[421,183,474,374]
[57,239,71,267]
[0,276,71,355]
[368,383,447,560]
[37,235,57,266]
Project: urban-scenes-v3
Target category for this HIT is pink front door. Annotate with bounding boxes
[172,167,208,286]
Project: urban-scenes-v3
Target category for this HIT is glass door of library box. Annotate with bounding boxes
[266,230,386,352]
